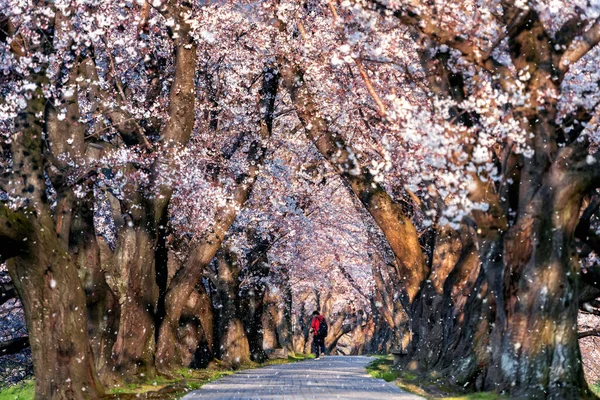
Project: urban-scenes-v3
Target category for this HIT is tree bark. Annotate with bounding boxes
[214,249,251,367]
[261,281,294,356]
[408,226,465,368]
[240,235,270,362]
[111,222,159,379]
[70,198,121,386]
[485,165,590,398]
[3,207,104,399]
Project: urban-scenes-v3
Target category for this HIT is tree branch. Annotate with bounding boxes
[80,57,152,149]
[579,329,600,339]
[554,11,586,49]
[560,18,600,74]
[0,336,29,357]
[366,0,513,83]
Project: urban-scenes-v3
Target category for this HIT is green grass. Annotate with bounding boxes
[365,355,401,382]
[0,380,35,400]
[0,354,312,400]
[591,382,600,397]
[366,356,502,400]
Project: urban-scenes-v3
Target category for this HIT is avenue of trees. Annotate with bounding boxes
[2,0,600,399]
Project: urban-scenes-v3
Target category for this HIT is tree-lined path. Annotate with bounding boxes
[4,1,600,399]
[183,356,421,400]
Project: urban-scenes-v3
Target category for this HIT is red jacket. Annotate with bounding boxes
[311,315,324,336]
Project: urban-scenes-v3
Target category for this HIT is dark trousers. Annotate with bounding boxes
[314,335,325,357]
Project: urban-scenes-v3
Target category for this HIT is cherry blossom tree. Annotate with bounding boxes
[3,1,600,399]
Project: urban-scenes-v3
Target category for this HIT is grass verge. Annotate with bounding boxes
[365,356,501,400]
[0,354,311,400]
[0,380,35,400]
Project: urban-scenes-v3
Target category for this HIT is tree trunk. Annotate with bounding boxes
[175,282,214,368]
[0,46,104,396]
[4,209,104,399]
[486,170,591,399]
[406,224,491,388]
[70,199,121,386]
[261,282,294,356]
[188,282,215,368]
[240,245,269,362]
[408,226,464,368]
[214,249,251,367]
[262,287,282,353]
[435,239,490,387]
[111,224,158,380]
[157,243,218,372]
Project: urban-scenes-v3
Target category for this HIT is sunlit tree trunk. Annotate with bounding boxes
[80,7,199,378]
[261,284,293,355]
[214,249,251,367]
[408,226,465,368]
[111,221,158,379]
[485,165,590,398]
[4,212,104,399]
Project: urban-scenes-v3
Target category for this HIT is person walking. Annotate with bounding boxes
[310,310,327,360]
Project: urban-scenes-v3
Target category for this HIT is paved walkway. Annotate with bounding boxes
[182,355,422,399]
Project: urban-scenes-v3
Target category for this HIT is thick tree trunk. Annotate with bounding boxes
[1,49,104,396]
[240,246,269,362]
[173,283,214,368]
[262,300,279,354]
[152,37,198,343]
[214,249,251,367]
[161,249,215,369]
[486,171,591,399]
[157,243,218,371]
[435,243,490,387]
[241,285,268,361]
[278,282,294,354]
[261,282,294,356]
[70,199,121,386]
[111,224,158,380]
[187,283,215,368]
[324,311,354,353]
[408,226,465,368]
[371,259,407,348]
[4,209,104,399]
